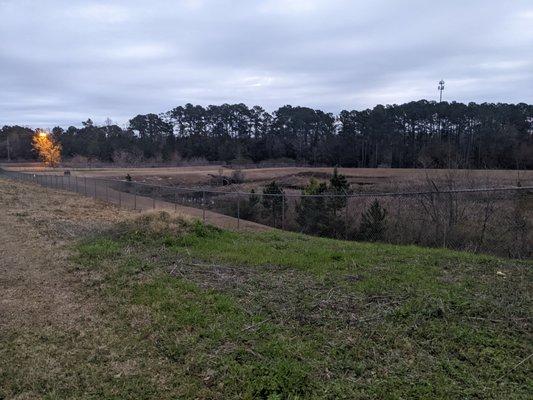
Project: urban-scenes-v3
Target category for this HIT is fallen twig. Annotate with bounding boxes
[495,353,533,382]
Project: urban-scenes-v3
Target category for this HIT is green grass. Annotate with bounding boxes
[71,212,532,399]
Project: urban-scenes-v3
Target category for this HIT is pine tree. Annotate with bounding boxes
[358,200,387,241]
[296,178,329,234]
[262,181,284,226]
[296,169,351,237]
[240,189,260,220]
[330,167,349,193]
[249,189,259,208]
[328,167,350,213]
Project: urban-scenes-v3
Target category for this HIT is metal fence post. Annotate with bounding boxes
[237,192,241,229]
[282,195,285,230]
[202,190,206,222]
[153,196,156,210]
[345,197,349,240]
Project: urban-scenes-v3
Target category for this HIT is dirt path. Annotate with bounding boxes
[1,179,99,326]
[0,178,141,399]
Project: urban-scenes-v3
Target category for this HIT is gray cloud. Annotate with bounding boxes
[1,0,532,127]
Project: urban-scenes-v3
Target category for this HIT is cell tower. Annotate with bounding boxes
[438,80,445,102]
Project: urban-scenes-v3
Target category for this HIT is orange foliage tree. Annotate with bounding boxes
[32,129,62,167]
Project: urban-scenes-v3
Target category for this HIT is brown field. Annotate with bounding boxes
[3,163,532,193]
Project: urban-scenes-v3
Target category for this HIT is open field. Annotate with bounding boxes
[1,177,532,399]
[3,163,532,192]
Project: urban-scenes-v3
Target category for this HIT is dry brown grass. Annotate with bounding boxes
[0,177,136,330]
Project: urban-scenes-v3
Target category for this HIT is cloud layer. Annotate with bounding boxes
[1,0,532,127]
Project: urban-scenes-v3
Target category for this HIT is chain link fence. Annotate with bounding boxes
[2,169,532,259]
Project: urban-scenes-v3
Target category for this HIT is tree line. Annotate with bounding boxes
[1,100,532,169]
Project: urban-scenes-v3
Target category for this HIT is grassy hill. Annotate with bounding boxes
[73,212,532,399]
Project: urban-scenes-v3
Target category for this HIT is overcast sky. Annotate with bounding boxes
[1,0,532,128]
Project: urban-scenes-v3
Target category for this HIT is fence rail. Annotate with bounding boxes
[2,169,532,259]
